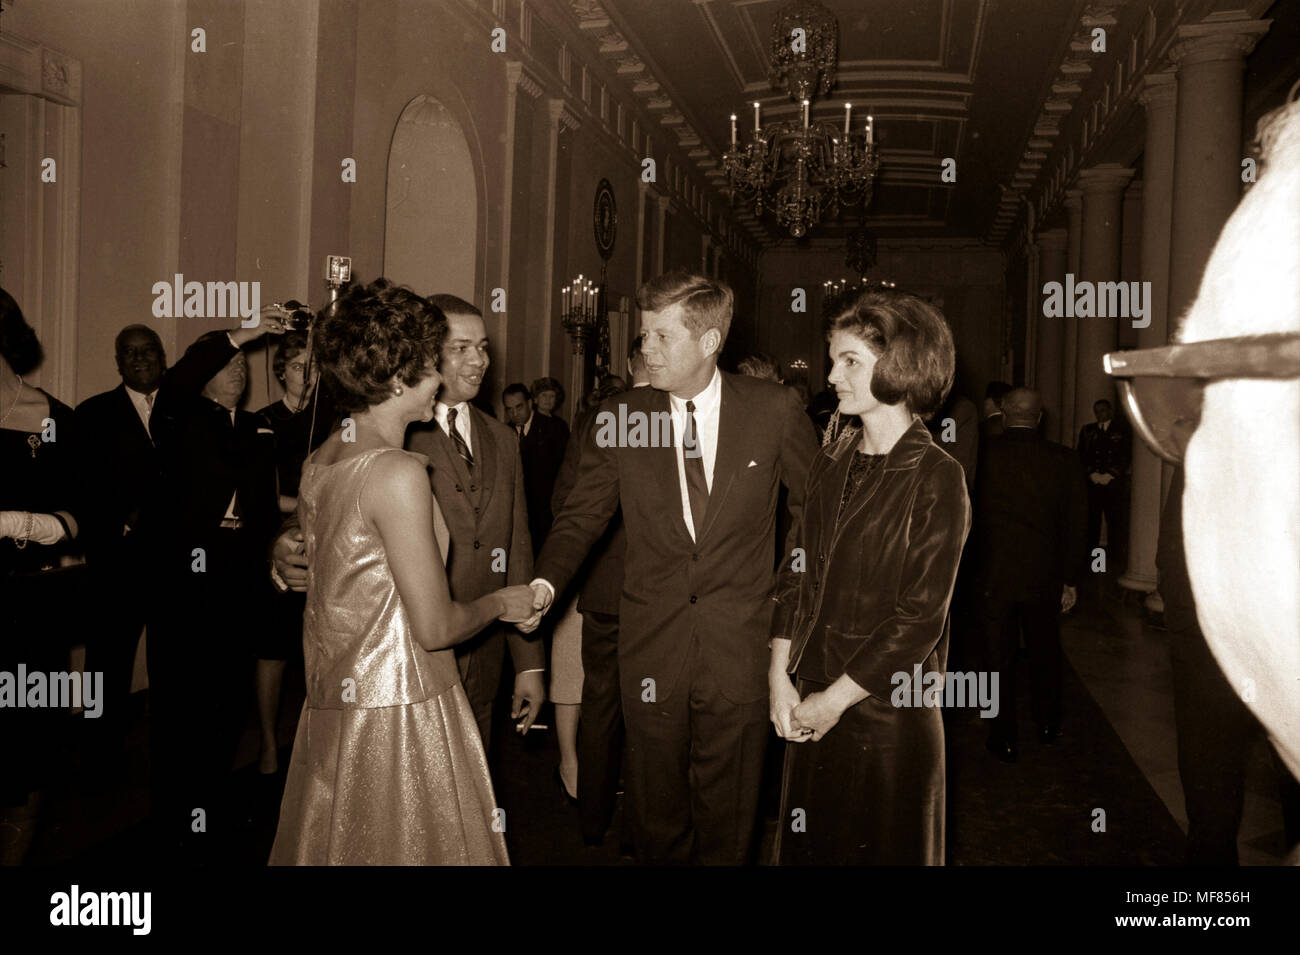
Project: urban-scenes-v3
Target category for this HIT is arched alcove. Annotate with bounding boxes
[383,95,476,300]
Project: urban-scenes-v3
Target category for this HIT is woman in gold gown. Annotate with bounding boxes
[270,280,536,865]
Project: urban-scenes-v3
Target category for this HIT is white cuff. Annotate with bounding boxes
[529,578,556,603]
[270,563,289,593]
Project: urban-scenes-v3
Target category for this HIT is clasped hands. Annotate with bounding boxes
[769,671,847,743]
[511,581,554,634]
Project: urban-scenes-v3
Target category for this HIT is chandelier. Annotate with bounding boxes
[724,0,879,238]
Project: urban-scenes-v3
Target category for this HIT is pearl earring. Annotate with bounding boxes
[394,386,403,396]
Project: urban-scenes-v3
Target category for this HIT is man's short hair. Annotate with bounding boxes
[502,382,530,403]
[636,270,733,349]
[627,334,643,365]
[984,380,1013,407]
[1002,388,1043,426]
[114,324,164,358]
[1094,398,1112,410]
[826,289,955,417]
[427,293,481,319]
[737,353,781,382]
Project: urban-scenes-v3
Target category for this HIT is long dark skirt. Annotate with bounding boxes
[775,676,945,865]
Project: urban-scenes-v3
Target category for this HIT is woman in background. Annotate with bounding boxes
[256,329,337,775]
[0,288,81,865]
[269,279,535,865]
[769,289,970,865]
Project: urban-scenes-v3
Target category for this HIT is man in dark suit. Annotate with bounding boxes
[972,388,1086,761]
[1077,397,1130,574]
[551,340,649,849]
[528,271,818,864]
[75,325,165,753]
[503,381,569,556]
[144,313,285,859]
[405,296,544,750]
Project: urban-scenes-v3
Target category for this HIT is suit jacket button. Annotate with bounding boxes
[470,485,478,492]
[689,595,697,604]
[474,540,481,549]
[474,507,480,515]
[691,553,699,561]
[455,484,463,493]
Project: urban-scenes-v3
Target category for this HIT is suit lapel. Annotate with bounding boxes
[468,405,496,517]
[698,373,745,542]
[649,389,694,546]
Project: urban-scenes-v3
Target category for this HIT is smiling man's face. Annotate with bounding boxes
[438,312,490,404]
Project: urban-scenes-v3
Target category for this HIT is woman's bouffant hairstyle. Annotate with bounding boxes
[0,287,44,376]
[530,376,564,406]
[272,331,310,382]
[314,278,447,413]
[826,289,955,417]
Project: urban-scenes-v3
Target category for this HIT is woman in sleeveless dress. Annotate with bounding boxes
[269,280,536,865]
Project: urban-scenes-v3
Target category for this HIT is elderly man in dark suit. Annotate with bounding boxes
[144,312,285,860]
[972,388,1087,761]
[528,271,818,865]
[75,325,166,754]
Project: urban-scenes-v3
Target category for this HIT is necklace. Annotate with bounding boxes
[0,375,23,429]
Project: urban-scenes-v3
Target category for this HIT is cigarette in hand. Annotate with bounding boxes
[517,722,548,731]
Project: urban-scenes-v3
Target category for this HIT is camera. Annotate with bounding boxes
[272,299,314,332]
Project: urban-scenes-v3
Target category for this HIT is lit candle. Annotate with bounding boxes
[844,103,851,135]
[802,100,809,130]
[866,115,874,146]
[753,101,760,134]
[730,113,737,146]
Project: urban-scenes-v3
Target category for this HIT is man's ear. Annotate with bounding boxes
[700,328,721,358]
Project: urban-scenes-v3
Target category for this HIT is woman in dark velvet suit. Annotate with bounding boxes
[769,289,970,865]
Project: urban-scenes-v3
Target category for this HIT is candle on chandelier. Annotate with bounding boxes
[802,100,809,130]
[753,101,760,134]
[730,113,737,146]
[844,103,851,136]
[866,115,874,146]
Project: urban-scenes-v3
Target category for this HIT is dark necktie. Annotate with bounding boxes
[447,407,474,470]
[683,399,709,538]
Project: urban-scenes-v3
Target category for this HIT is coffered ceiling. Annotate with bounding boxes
[584,0,1089,243]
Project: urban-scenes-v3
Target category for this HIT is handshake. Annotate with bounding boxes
[498,581,555,634]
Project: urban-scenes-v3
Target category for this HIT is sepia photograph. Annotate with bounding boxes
[0,0,1297,938]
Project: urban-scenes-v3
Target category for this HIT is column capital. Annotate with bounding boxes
[548,98,581,132]
[1036,227,1068,250]
[506,61,545,100]
[1077,164,1135,194]
[1170,18,1270,69]
[1138,70,1177,111]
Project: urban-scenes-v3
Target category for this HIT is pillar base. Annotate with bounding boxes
[1118,570,1158,593]
[1144,590,1164,615]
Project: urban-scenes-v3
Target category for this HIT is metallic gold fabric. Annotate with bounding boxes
[270,447,509,865]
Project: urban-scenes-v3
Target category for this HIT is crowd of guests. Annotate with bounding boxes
[1,267,1295,866]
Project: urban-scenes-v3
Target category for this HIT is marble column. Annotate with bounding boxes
[1074,165,1134,427]
[1034,228,1069,443]
[1061,189,1083,444]
[655,194,670,275]
[1167,18,1270,325]
[1120,72,1177,598]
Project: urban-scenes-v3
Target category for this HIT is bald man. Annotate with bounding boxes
[970,388,1087,761]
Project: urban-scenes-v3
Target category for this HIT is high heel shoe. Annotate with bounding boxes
[554,767,578,806]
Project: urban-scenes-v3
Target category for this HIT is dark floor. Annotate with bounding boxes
[14,578,1292,866]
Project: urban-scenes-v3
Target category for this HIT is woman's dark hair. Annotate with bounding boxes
[826,289,955,417]
[314,279,447,413]
[272,331,310,382]
[0,287,44,376]
[530,376,564,405]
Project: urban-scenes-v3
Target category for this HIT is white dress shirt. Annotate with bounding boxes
[518,409,533,439]
[124,385,157,439]
[668,367,722,541]
[434,399,473,449]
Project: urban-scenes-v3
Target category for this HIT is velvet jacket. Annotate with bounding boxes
[770,418,971,700]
